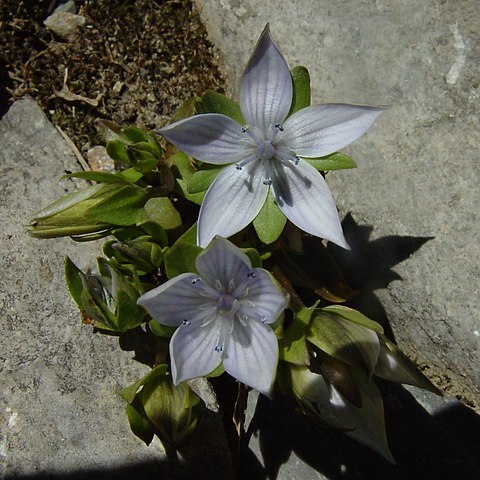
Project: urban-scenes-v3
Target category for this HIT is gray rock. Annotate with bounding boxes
[0,98,175,478]
[195,0,480,404]
[44,10,85,41]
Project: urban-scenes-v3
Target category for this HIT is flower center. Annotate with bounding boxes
[216,293,238,314]
[256,140,276,162]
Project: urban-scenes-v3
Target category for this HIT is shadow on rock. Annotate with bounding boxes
[328,213,434,339]
[243,385,480,480]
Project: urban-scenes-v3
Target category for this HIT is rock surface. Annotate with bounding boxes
[194,0,480,405]
[0,98,189,479]
[1,86,479,480]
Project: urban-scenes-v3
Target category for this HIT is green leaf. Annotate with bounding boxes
[63,171,126,184]
[141,375,202,446]
[85,185,148,225]
[149,319,176,338]
[322,305,384,334]
[106,140,131,164]
[126,394,155,445]
[119,364,169,404]
[253,189,287,244]
[308,311,380,377]
[122,126,150,143]
[343,368,394,463]
[187,166,223,194]
[164,224,202,278]
[196,90,244,124]
[242,248,262,268]
[306,152,357,171]
[169,152,206,204]
[119,167,143,183]
[144,197,182,232]
[64,256,85,307]
[279,305,317,365]
[375,335,442,395]
[288,66,311,115]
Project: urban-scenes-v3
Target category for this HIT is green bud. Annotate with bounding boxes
[141,372,204,448]
[27,183,119,239]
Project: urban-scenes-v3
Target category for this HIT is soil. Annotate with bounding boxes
[0,0,225,152]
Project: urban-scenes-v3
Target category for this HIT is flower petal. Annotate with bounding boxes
[137,273,214,326]
[282,104,385,157]
[223,320,278,396]
[239,25,293,136]
[236,269,289,323]
[197,161,269,248]
[159,113,251,164]
[170,317,223,384]
[271,159,348,249]
[196,236,252,290]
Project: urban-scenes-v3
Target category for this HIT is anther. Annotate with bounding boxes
[263,179,272,186]
[247,271,256,279]
[214,345,223,353]
[236,164,242,170]
[191,278,201,285]
[274,124,284,132]
[182,319,191,326]
[241,125,249,133]
[294,155,300,165]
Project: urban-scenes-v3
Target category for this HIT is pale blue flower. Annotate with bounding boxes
[137,236,289,396]
[160,26,384,248]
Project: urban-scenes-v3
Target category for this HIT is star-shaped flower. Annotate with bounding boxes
[137,236,289,396]
[160,26,384,248]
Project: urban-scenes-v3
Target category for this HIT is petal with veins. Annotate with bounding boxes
[236,269,289,323]
[239,25,293,136]
[282,104,385,158]
[137,273,214,326]
[196,236,251,290]
[223,319,279,396]
[271,159,348,249]
[170,316,223,384]
[197,161,269,248]
[159,113,251,164]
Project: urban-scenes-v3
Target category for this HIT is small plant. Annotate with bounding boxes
[28,25,440,471]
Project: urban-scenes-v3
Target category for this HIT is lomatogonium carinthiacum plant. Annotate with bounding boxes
[26,24,442,470]
[159,25,384,248]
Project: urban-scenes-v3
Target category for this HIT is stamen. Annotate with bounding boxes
[241,125,249,133]
[182,319,191,326]
[236,164,242,170]
[247,271,256,279]
[214,345,223,353]
[260,315,267,324]
[191,278,201,285]
[276,150,301,166]
[214,279,223,291]
[263,179,272,186]
[274,123,284,132]
[228,279,236,292]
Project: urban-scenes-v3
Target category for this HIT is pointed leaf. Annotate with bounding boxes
[187,166,223,194]
[253,188,287,244]
[144,197,182,232]
[126,395,155,445]
[375,335,442,395]
[322,305,384,334]
[308,311,380,377]
[196,90,245,124]
[164,225,202,278]
[85,185,148,225]
[279,305,316,365]
[288,66,311,116]
[306,152,357,171]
